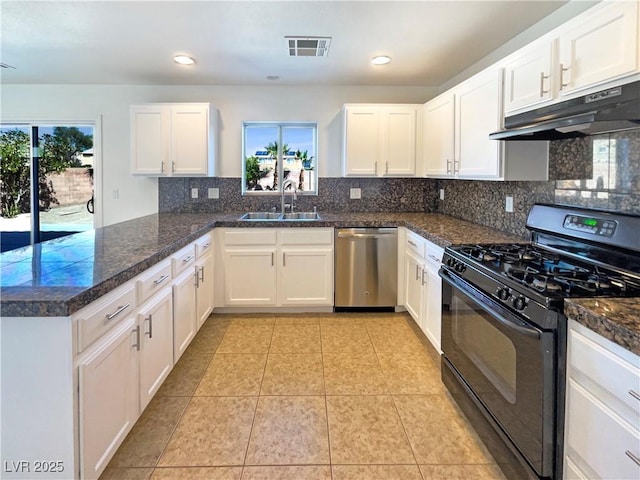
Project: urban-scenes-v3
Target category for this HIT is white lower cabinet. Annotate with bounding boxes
[401,228,444,353]
[172,267,197,362]
[564,319,640,479]
[220,228,334,308]
[278,247,333,306]
[78,317,138,480]
[137,287,173,411]
[195,252,214,328]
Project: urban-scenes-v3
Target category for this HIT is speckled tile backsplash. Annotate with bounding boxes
[555,129,640,214]
[159,177,437,214]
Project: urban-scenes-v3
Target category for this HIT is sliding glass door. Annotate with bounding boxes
[0,123,95,252]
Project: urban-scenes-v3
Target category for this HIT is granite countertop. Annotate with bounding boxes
[0,211,524,317]
[565,298,640,356]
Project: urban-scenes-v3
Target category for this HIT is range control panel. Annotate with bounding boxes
[563,215,617,237]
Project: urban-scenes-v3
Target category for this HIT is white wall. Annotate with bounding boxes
[1,84,435,226]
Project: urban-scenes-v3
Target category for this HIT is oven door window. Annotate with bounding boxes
[452,296,517,404]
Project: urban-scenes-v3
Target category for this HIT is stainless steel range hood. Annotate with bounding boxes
[490,81,640,141]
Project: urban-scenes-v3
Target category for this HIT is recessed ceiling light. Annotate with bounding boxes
[371,56,391,65]
[173,55,195,65]
[266,75,280,81]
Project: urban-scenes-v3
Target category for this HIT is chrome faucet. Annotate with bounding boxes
[281,178,297,214]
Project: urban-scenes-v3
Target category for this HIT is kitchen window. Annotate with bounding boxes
[242,122,317,195]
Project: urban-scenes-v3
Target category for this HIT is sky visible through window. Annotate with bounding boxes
[245,126,314,155]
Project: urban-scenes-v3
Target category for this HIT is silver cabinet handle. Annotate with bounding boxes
[453,159,459,175]
[559,63,570,90]
[271,252,274,266]
[171,161,175,173]
[194,269,199,287]
[183,255,194,263]
[202,242,211,250]
[408,240,418,248]
[161,161,164,173]
[421,269,427,286]
[446,159,452,174]
[374,161,378,174]
[625,450,640,467]
[199,266,205,283]
[385,161,389,174]
[283,252,286,267]
[428,254,441,263]
[153,274,169,285]
[133,325,141,351]
[539,71,549,96]
[415,264,420,281]
[145,314,153,339]
[105,304,130,321]
[629,390,640,402]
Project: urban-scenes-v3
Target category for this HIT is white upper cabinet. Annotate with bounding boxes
[502,0,639,115]
[423,93,455,177]
[558,0,639,97]
[503,40,556,113]
[343,104,419,177]
[131,103,216,176]
[455,68,504,179]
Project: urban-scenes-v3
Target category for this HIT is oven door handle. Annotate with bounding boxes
[440,268,541,339]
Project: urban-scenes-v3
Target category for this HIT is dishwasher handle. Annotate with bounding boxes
[336,229,397,239]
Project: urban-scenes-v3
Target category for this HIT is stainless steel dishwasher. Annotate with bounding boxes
[334,228,397,309]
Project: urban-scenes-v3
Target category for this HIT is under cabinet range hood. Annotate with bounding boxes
[490,80,640,141]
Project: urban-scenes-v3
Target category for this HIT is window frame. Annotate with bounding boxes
[241,121,318,195]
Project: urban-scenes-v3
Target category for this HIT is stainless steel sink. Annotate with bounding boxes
[282,212,320,220]
[238,211,320,221]
[239,212,282,220]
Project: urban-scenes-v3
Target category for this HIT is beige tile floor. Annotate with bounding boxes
[100,312,507,480]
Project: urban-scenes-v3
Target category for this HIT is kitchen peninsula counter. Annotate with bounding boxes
[1,211,525,317]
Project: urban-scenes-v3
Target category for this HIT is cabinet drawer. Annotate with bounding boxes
[279,228,333,245]
[136,258,172,305]
[406,231,426,258]
[76,282,137,353]
[566,379,640,480]
[172,244,196,276]
[569,324,640,427]
[224,229,277,246]
[424,240,444,268]
[195,232,213,258]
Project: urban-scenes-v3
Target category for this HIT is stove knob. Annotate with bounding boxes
[454,263,466,273]
[446,258,456,268]
[513,296,527,311]
[497,288,511,301]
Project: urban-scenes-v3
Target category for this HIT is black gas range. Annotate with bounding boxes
[439,204,640,480]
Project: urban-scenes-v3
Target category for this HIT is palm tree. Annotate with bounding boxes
[265,141,288,190]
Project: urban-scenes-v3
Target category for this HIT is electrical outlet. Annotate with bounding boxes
[350,188,361,199]
[439,188,445,200]
[191,188,199,199]
[505,195,514,213]
[208,188,219,199]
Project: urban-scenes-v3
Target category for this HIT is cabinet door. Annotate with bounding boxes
[424,94,455,176]
[170,104,211,176]
[130,105,169,175]
[382,107,417,176]
[504,41,555,113]
[559,1,639,96]
[456,68,503,179]
[422,264,442,353]
[404,249,424,323]
[79,318,138,480]
[172,268,197,362]
[223,248,277,306]
[278,247,334,306]
[138,287,174,412]
[343,107,380,176]
[196,253,214,329]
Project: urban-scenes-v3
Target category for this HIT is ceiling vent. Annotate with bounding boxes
[286,36,331,57]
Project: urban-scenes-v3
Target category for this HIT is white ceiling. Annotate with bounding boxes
[1,0,572,87]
